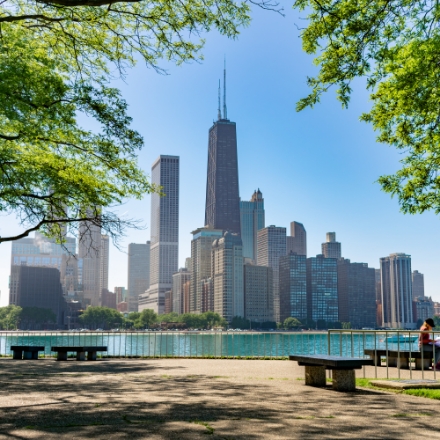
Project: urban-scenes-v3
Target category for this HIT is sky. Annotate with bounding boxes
[1,3,439,305]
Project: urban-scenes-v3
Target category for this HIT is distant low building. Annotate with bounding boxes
[117,301,128,313]
[101,289,116,309]
[414,296,434,324]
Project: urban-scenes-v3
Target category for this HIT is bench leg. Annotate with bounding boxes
[371,353,382,367]
[396,357,409,369]
[332,370,355,392]
[387,356,398,367]
[305,366,326,387]
[57,352,68,361]
[32,351,39,360]
[415,358,432,370]
[12,350,23,360]
[87,351,97,361]
[76,351,86,361]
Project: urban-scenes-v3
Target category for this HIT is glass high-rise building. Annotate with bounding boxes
[204,70,241,236]
[306,254,338,324]
[244,263,273,323]
[279,252,307,323]
[240,189,265,262]
[10,232,78,302]
[127,241,150,312]
[380,253,415,329]
[257,225,286,323]
[139,155,179,314]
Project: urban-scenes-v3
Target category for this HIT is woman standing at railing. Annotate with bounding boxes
[419,318,440,371]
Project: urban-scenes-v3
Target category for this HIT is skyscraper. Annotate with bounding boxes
[212,232,244,321]
[279,252,307,323]
[306,255,338,324]
[127,242,151,312]
[244,263,273,323]
[257,225,287,322]
[337,258,376,329]
[78,208,102,306]
[140,156,179,314]
[205,67,241,235]
[100,234,109,296]
[10,232,77,296]
[321,232,341,259]
[172,268,191,315]
[190,227,223,313]
[10,265,67,328]
[240,189,265,262]
[380,253,415,329]
[412,270,425,299]
[286,221,307,256]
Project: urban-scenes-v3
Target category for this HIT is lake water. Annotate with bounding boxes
[0,330,425,358]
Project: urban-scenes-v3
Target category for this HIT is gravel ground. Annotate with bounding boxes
[0,358,440,439]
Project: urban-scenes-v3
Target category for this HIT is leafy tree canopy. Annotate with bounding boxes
[283,317,302,329]
[0,305,22,330]
[294,0,440,214]
[1,0,280,243]
[79,306,123,329]
[20,306,56,324]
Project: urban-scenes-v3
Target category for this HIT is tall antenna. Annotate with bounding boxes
[223,58,227,120]
[217,79,222,120]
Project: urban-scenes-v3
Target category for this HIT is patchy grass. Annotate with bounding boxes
[392,413,434,418]
[404,389,440,400]
[356,378,440,400]
[191,420,215,435]
[293,415,335,420]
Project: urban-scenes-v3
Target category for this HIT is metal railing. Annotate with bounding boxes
[0,330,328,358]
[328,329,439,379]
[1,329,439,379]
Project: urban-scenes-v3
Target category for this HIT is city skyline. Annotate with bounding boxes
[1,5,440,305]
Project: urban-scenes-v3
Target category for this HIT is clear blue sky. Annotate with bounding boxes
[1,4,439,305]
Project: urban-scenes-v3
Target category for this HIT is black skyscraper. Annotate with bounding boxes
[204,67,241,235]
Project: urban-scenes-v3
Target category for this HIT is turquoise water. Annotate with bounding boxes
[0,331,423,358]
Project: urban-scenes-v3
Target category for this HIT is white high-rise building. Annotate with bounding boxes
[139,156,179,314]
[190,227,223,313]
[212,232,244,321]
[172,268,191,315]
[380,253,415,329]
[240,189,265,262]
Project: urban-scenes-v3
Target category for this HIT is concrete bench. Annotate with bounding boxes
[364,349,434,369]
[11,346,45,360]
[289,354,374,391]
[51,346,107,361]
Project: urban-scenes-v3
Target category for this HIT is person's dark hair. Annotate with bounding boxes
[425,318,435,328]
